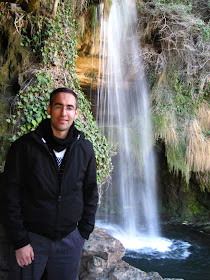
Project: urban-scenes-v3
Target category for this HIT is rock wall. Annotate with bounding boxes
[156,143,210,226]
[0,11,29,170]
[0,225,183,280]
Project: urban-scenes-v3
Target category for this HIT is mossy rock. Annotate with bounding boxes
[0,17,28,169]
[19,0,40,13]
[0,18,26,89]
[157,142,210,223]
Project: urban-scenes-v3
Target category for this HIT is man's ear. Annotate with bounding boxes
[47,104,51,116]
[74,109,79,120]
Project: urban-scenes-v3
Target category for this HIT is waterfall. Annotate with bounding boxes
[97,0,160,246]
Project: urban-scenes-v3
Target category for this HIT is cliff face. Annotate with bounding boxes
[0,8,28,168]
[137,1,210,180]
[136,0,210,224]
[156,144,210,226]
[75,0,209,223]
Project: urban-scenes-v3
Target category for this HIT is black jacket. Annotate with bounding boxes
[4,121,98,250]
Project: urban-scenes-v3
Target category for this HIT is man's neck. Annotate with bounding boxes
[51,126,69,139]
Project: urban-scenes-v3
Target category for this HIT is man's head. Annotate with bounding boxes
[50,88,79,109]
[47,88,79,139]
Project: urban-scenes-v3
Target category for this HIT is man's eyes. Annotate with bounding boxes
[54,105,62,109]
[54,105,74,110]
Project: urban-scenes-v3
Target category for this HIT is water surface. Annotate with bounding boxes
[123,224,210,280]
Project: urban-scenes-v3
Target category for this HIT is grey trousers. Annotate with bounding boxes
[8,228,85,280]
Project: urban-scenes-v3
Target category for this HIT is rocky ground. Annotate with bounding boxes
[0,225,184,280]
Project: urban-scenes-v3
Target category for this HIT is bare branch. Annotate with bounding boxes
[52,0,59,18]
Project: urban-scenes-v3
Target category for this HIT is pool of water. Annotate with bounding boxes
[122,224,210,280]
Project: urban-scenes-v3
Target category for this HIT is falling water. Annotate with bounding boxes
[97,0,160,245]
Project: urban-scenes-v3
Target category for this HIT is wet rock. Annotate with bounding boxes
[108,261,148,279]
[79,227,182,280]
[82,227,125,267]
[86,256,107,274]
[145,272,165,280]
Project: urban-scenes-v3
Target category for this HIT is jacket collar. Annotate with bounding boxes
[31,119,84,148]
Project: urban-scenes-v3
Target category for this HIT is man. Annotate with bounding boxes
[4,88,98,280]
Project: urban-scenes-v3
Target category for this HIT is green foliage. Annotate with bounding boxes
[151,65,204,184]
[21,15,44,55]
[90,6,97,31]
[171,71,200,118]
[154,0,192,10]
[194,18,210,42]
[152,93,191,183]
[197,173,210,192]
[155,0,192,3]
[75,93,113,184]
[152,69,201,130]
[7,1,113,185]
[84,71,97,82]
[41,6,78,79]
[152,111,166,133]
[203,81,210,103]
[188,194,206,216]
[166,142,190,183]
[7,71,52,142]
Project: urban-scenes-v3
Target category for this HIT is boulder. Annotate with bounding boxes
[79,227,183,280]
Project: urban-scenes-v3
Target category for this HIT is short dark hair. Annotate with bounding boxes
[50,88,79,109]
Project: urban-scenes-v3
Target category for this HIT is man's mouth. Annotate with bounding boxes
[58,119,68,124]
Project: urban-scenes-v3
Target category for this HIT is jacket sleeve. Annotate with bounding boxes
[78,144,98,240]
[4,141,30,250]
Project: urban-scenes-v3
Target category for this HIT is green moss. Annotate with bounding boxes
[0,14,27,169]
[90,6,97,32]
[203,81,210,103]
[0,19,25,88]
[188,195,205,216]
[104,0,113,17]
[183,188,209,221]
[166,142,189,182]
[196,173,210,192]
[151,66,206,186]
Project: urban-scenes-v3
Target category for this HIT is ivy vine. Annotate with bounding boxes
[7,1,113,186]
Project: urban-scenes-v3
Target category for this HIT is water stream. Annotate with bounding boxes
[84,1,210,278]
[123,224,210,280]
[96,0,160,244]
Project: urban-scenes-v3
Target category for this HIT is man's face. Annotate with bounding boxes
[47,92,79,138]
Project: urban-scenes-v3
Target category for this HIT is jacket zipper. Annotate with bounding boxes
[55,134,81,235]
[57,134,81,202]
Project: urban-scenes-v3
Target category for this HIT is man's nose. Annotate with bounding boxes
[61,107,67,116]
